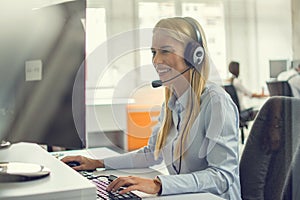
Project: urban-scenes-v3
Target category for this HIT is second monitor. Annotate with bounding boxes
[269,59,288,79]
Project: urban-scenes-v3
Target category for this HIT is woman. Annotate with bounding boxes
[62,17,241,199]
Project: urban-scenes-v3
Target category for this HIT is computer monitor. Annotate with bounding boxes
[269,60,288,79]
[0,0,86,149]
[292,60,300,69]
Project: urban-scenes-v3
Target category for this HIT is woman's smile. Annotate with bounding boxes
[155,64,173,81]
[157,68,171,75]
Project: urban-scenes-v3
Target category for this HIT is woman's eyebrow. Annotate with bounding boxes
[151,45,174,49]
[160,45,174,50]
[150,45,175,52]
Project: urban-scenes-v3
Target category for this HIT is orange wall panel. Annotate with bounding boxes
[126,105,160,151]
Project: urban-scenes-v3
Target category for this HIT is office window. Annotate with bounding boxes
[138,1,176,78]
[182,2,226,79]
[86,8,106,56]
[85,6,119,102]
[138,1,226,80]
[85,0,227,94]
[138,2,175,28]
[86,7,107,89]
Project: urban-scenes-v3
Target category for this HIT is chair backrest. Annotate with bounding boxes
[283,143,300,200]
[266,81,293,97]
[239,96,300,200]
[223,84,241,112]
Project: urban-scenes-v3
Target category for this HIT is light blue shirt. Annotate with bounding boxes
[104,82,241,199]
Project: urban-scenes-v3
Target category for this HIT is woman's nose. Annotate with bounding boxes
[152,52,163,65]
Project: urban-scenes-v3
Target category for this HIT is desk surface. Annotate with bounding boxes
[0,142,95,200]
[0,143,224,200]
[57,146,224,200]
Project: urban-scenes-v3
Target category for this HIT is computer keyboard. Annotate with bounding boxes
[79,171,142,200]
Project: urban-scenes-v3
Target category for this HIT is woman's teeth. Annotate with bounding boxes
[158,68,171,74]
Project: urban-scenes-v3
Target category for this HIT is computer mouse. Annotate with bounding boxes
[65,161,81,167]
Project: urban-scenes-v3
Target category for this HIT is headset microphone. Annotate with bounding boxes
[151,80,163,88]
[151,66,192,88]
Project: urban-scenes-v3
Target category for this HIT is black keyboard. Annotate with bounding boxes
[79,171,142,200]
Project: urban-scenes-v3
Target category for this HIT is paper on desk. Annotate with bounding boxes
[86,147,119,159]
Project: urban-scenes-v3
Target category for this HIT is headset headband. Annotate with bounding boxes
[183,17,203,46]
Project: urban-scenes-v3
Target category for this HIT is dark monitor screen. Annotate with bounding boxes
[269,60,288,79]
[0,0,86,149]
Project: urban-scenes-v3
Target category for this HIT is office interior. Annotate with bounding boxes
[0,0,298,148]
[0,0,300,199]
[0,0,299,152]
[84,0,300,150]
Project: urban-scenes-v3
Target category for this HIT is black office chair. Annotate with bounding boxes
[266,81,293,97]
[223,84,255,144]
[240,96,300,200]
[283,143,300,200]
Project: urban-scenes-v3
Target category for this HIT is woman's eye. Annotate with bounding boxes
[161,49,170,54]
[151,51,156,57]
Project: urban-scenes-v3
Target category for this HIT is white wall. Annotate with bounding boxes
[292,0,300,59]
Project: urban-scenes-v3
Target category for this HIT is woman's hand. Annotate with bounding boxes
[61,155,104,171]
[106,176,162,195]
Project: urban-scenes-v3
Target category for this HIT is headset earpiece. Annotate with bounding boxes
[184,41,204,71]
[183,18,205,73]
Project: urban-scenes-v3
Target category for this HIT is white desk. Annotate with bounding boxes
[56,147,224,200]
[0,142,95,200]
[0,143,224,200]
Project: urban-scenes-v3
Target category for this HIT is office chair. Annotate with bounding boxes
[266,81,293,97]
[282,143,300,200]
[239,96,300,200]
[223,84,255,144]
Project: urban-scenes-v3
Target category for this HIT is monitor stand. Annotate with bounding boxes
[0,162,50,182]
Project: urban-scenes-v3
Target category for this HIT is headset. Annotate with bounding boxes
[182,17,205,73]
[151,17,205,88]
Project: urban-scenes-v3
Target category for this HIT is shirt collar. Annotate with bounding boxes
[167,89,190,113]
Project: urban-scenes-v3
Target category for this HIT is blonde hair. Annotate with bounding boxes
[154,17,210,159]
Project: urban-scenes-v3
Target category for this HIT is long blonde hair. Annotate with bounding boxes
[154,17,210,159]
